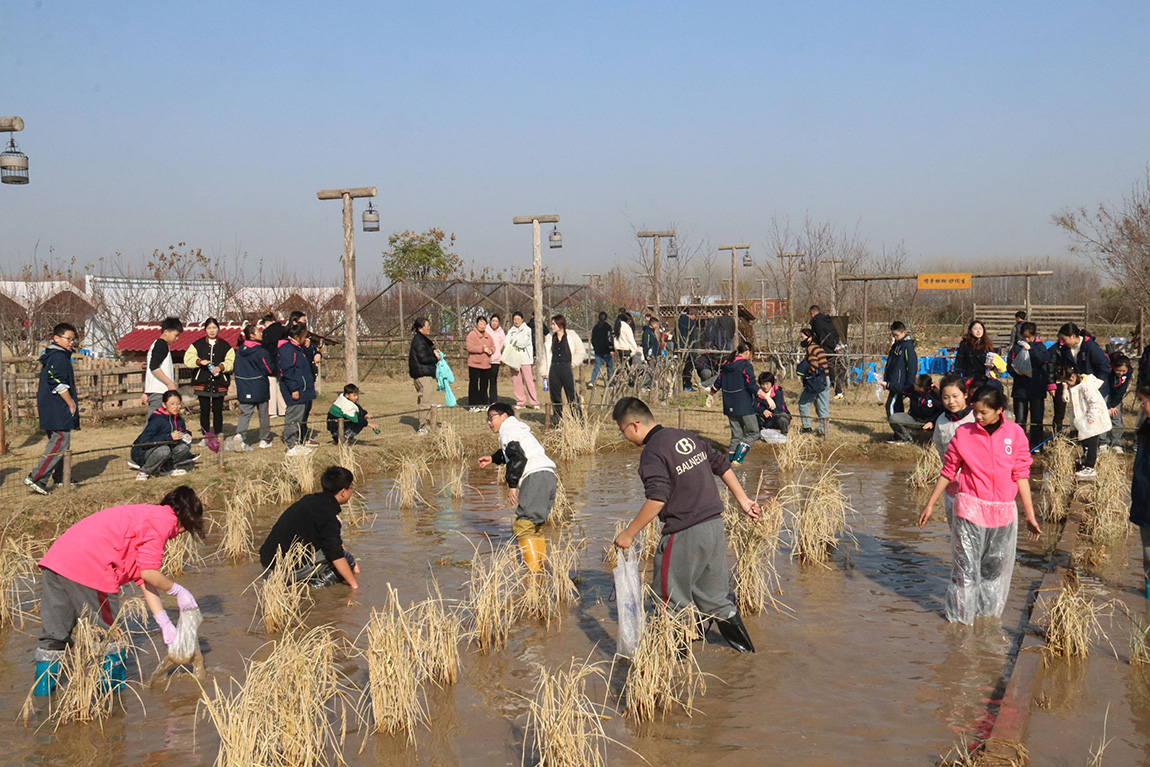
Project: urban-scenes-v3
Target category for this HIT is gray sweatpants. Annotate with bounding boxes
[889,413,931,443]
[516,470,557,525]
[145,392,165,416]
[653,516,735,620]
[141,442,192,476]
[39,567,119,651]
[727,413,760,453]
[284,401,308,447]
[236,401,271,442]
[29,430,71,484]
[1101,409,1124,448]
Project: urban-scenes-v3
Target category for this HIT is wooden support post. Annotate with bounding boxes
[318,185,376,385]
[677,408,685,430]
[62,450,71,491]
[430,403,439,430]
[862,281,869,359]
[544,402,552,430]
[337,418,345,445]
[397,281,405,341]
[217,442,225,470]
[0,338,6,455]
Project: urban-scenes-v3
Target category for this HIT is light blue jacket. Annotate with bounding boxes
[436,358,457,408]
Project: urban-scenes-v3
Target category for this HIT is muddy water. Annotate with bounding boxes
[1,452,1052,766]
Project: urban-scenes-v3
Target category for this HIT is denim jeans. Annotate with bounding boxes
[590,353,614,386]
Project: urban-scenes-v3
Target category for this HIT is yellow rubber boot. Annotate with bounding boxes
[513,518,546,573]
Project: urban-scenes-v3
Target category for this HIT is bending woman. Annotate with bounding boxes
[33,486,205,695]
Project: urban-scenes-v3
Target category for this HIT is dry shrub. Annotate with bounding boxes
[543,414,602,461]
[1081,451,1130,552]
[467,542,522,652]
[731,496,790,616]
[411,582,462,686]
[162,530,204,576]
[253,542,311,634]
[432,421,465,462]
[198,625,353,767]
[774,429,818,473]
[1041,434,1081,521]
[0,534,39,627]
[391,454,429,509]
[790,469,854,567]
[23,598,148,725]
[1040,570,1108,660]
[519,536,579,628]
[908,445,942,490]
[365,585,424,740]
[524,658,610,767]
[623,590,706,722]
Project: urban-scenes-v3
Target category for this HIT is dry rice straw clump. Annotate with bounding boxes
[731,496,790,616]
[411,582,463,686]
[162,526,204,576]
[1081,451,1131,550]
[216,482,256,562]
[432,420,465,463]
[391,454,430,509]
[543,414,603,462]
[550,475,575,527]
[1039,570,1109,660]
[603,519,660,568]
[524,658,612,767]
[23,597,149,726]
[365,585,425,741]
[467,542,522,652]
[0,534,39,627]
[623,590,706,723]
[1041,434,1081,522]
[774,429,818,473]
[519,536,579,628]
[199,625,354,767]
[1130,618,1150,666]
[790,469,855,568]
[282,448,318,495]
[252,542,312,634]
[938,738,1029,767]
[907,444,943,490]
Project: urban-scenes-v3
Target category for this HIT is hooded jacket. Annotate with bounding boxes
[590,319,614,357]
[717,357,759,417]
[234,340,274,404]
[1059,335,1111,398]
[489,416,556,488]
[278,339,317,403]
[37,343,79,433]
[908,387,944,422]
[131,407,189,464]
[884,336,917,394]
[408,332,438,379]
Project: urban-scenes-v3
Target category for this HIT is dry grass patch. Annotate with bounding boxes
[790,468,854,568]
[391,454,430,509]
[938,738,1030,766]
[774,429,818,473]
[1132,618,1150,666]
[365,585,424,741]
[467,542,521,652]
[162,529,204,576]
[908,444,942,490]
[252,542,311,634]
[411,582,463,686]
[519,536,579,628]
[730,494,790,616]
[0,534,39,627]
[216,483,256,562]
[622,591,706,723]
[198,625,354,767]
[432,421,465,463]
[1080,452,1131,565]
[543,414,603,461]
[1039,571,1109,660]
[550,474,575,527]
[283,449,318,495]
[524,658,611,767]
[1041,434,1081,522]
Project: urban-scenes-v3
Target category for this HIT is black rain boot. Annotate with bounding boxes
[716,611,756,653]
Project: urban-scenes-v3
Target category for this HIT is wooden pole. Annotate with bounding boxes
[341,192,359,384]
[731,246,738,347]
[532,219,545,401]
[397,280,405,340]
[862,281,869,359]
[653,234,661,319]
[1024,263,1032,316]
[0,337,6,454]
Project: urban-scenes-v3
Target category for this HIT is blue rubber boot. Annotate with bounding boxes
[100,644,127,692]
[1145,578,1149,601]
[732,443,750,465]
[33,648,64,696]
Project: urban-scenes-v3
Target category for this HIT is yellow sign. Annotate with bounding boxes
[917,273,971,290]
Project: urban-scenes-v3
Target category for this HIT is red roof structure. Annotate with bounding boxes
[117,322,246,354]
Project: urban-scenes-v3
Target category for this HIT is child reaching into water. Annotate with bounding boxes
[919,385,1041,625]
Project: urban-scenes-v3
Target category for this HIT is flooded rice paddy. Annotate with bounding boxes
[1,452,1055,766]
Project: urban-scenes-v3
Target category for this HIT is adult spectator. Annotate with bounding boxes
[542,314,585,420]
[260,313,288,419]
[488,314,506,403]
[589,311,615,389]
[466,316,495,411]
[953,320,995,380]
[183,317,234,440]
[141,317,182,415]
[503,311,539,408]
[809,305,845,399]
[677,308,699,391]
[408,317,441,435]
[24,323,79,496]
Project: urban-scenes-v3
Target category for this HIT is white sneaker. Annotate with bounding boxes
[258,440,272,449]
[833,393,845,400]
[134,471,149,481]
[286,445,313,456]
[177,455,200,466]
[1099,445,1110,453]
[416,428,429,436]
[127,460,140,470]
[1075,467,1097,479]
[1112,446,1125,454]
[169,468,188,477]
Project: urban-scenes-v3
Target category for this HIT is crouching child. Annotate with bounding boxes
[477,403,557,572]
[755,371,790,435]
[131,390,196,480]
[258,465,360,589]
[889,374,944,443]
[612,396,762,652]
[327,383,378,444]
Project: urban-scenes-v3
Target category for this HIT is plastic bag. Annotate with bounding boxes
[1012,346,1032,377]
[874,383,885,402]
[613,546,644,656]
[168,608,202,665]
[946,515,1017,625]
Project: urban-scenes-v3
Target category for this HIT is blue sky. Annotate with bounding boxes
[2,1,1148,280]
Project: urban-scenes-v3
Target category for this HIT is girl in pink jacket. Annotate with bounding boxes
[33,486,205,695]
[918,386,1041,624]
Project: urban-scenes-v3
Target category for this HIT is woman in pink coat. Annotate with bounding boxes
[918,386,1041,624]
[33,486,205,695]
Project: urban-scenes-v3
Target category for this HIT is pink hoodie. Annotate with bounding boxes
[39,504,180,593]
[941,419,1032,510]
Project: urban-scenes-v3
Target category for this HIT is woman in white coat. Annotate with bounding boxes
[612,312,639,385]
[502,311,539,408]
[542,314,586,420]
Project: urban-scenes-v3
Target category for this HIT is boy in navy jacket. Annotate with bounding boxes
[882,322,918,439]
[278,322,318,453]
[131,390,195,480]
[24,323,80,495]
[1007,322,1052,448]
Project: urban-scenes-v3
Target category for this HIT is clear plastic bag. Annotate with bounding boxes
[167,608,202,665]
[613,547,644,656]
[946,513,1017,625]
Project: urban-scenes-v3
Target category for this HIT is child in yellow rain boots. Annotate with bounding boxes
[477,403,557,572]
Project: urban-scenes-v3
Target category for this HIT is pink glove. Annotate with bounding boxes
[167,583,198,611]
[154,610,177,645]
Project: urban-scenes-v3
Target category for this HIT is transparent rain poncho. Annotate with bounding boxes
[946,493,1019,625]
